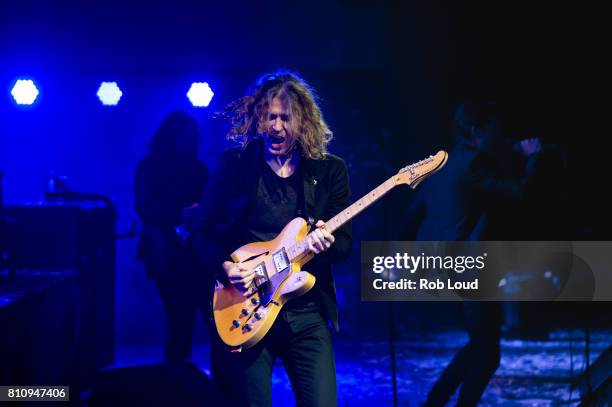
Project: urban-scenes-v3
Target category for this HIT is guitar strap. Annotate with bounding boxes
[296,162,316,228]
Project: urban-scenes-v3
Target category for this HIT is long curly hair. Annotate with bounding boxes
[221,70,333,159]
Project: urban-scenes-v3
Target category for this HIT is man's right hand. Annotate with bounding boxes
[222,261,255,295]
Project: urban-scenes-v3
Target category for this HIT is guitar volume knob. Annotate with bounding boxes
[232,320,240,328]
[241,308,249,316]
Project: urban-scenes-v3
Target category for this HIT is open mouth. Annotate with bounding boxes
[268,134,285,142]
[267,134,286,149]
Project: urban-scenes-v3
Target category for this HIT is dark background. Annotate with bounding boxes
[1,0,608,346]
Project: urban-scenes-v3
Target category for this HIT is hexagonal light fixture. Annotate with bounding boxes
[187,82,214,107]
[11,79,39,105]
[96,81,123,106]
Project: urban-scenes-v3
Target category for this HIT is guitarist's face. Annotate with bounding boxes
[264,97,296,157]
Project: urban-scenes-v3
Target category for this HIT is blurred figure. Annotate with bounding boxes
[135,111,209,361]
[407,101,542,406]
[415,102,541,242]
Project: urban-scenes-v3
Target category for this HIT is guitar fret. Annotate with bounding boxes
[326,176,395,234]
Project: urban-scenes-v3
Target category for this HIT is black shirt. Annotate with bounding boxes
[245,160,301,243]
[243,159,319,311]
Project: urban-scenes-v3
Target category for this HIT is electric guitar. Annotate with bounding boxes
[213,151,448,348]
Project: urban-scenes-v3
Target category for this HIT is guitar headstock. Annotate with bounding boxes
[393,150,448,189]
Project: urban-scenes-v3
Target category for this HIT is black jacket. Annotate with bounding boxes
[192,138,352,332]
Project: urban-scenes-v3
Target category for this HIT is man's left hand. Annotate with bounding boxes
[307,220,335,254]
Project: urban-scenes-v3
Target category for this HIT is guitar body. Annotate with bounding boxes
[213,217,316,349]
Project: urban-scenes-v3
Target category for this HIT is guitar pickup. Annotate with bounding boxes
[272,248,290,273]
[253,262,269,288]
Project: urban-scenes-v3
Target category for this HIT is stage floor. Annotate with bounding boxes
[115,329,610,406]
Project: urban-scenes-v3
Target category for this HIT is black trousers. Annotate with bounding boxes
[424,302,502,407]
[211,309,337,407]
[156,274,211,361]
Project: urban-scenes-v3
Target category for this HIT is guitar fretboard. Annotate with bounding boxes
[286,175,397,262]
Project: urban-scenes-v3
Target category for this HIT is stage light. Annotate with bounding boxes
[96,82,123,106]
[187,82,214,107]
[11,79,39,105]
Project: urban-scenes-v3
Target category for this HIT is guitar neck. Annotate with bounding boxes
[326,176,397,234]
[287,175,398,262]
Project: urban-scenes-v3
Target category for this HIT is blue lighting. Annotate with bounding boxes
[11,79,39,105]
[187,82,214,107]
[96,82,123,106]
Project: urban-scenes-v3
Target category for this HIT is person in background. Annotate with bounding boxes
[135,110,209,362]
[406,101,542,406]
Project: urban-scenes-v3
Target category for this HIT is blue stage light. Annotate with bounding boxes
[96,82,123,106]
[187,82,214,107]
[11,79,39,105]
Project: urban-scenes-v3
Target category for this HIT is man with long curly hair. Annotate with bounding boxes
[193,70,352,406]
